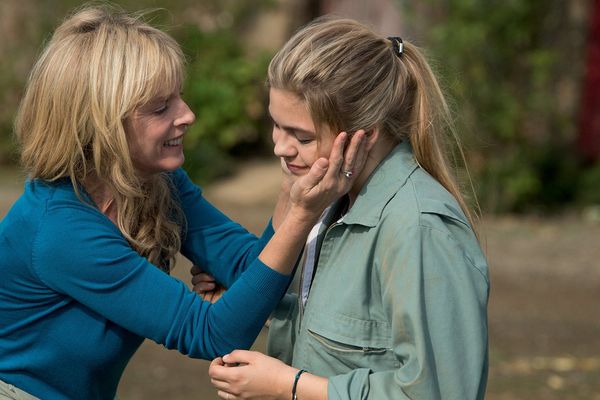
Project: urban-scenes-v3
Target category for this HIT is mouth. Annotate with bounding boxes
[285,163,308,174]
[163,136,183,147]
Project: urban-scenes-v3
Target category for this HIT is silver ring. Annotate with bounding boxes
[343,170,353,178]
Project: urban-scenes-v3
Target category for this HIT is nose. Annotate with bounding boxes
[175,99,195,127]
[272,129,297,159]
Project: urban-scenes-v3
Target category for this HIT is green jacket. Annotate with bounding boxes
[267,141,489,399]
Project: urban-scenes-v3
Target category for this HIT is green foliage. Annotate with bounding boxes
[403,0,593,212]
[577,163,600,204]
[0,0,275,183]
[176,26,273,184]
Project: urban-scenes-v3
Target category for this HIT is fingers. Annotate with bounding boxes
[301,158,329,191]
[222,350,253,365]
[191,275,216,288]
[323,130,366,184]
[190,265,202,275]
[211,357,225,367]
[216,390,234,399]
[322,131,348,180]
[342,130,367,178]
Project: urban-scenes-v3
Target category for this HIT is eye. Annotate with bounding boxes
[297,138,314,145]
[153,101,169,114]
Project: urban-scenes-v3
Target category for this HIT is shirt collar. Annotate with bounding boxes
[341,140,418,227]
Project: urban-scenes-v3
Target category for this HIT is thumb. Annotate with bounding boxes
[300,158,329,190]
[222,350,252,365]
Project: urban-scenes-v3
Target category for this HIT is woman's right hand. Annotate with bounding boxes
[190,265,226,303]
[288,130,367,220]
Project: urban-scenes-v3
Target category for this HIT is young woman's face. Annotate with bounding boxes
[269,88,335,176]
[125,88,195,178]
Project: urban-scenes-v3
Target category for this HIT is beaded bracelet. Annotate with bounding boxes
[292,369,306,400]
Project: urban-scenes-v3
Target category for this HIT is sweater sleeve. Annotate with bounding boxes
[328,223,489,400]
[172,168,275,288]
[31,196,287,360]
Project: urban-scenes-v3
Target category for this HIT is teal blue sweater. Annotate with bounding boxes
[0,168,287,399]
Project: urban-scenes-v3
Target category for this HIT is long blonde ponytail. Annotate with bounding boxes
[400,42,479,231]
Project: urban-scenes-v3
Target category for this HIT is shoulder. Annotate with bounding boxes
[380,168,488,280]
[381,167,469,232]
[167,168,203,195]
[34,183,129,263]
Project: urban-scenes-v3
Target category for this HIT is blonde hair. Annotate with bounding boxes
[268,15,479,230]
[15,4,185,270]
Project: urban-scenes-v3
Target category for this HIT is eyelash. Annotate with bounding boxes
[273,122,313,144]
[154,104,168,114]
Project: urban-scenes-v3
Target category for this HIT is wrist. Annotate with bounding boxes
[276,366,299,400]
[285,204,322,226]
[291,369,307,400]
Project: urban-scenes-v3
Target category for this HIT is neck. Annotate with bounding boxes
[347,138,398,207]
[83,174,116,219]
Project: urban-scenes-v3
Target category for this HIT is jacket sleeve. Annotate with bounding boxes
[172,168,274,288]
[328,222,489,400]
[32,191,287,360]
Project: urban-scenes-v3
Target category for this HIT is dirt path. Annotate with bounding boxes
[2,161,599,399]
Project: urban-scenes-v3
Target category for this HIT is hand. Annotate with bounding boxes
[190,265,226,303]
[288,130,367,219]
[209,350,297,400]
[279,157,295,194]
[272,159,295,230]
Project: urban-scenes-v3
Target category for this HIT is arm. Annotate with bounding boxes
[174,167,277,288]
[189,159,295,297]
[33,206,288,359]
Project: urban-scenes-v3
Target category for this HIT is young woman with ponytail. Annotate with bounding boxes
[200,15,489,400]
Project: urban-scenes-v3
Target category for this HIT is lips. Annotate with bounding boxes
[286,163,308,174]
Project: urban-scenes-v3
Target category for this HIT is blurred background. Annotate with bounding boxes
[0,0,599,399]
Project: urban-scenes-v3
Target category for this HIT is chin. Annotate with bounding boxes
[162,157,185,172]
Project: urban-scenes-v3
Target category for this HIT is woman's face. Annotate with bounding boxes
[269,88,335,176]
[124,88,195,178]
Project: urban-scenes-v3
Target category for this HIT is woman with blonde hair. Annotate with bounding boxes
[0,6,366,400]
[202,15,489,400]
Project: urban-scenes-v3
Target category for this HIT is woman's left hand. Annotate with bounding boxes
[209,350,297,400]
[288,130,368,220]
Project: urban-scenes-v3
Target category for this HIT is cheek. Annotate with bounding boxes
[317,140,335,160]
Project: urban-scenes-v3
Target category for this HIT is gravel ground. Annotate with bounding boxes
[2,162,599,399]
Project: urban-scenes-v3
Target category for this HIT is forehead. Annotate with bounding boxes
[269,88,328,135]
[269,88,308,115]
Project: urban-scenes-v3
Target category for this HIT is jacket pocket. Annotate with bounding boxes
[307,329,389,354]
[303,314,400,372]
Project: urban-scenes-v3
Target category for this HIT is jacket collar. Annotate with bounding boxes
[341,140,418,227]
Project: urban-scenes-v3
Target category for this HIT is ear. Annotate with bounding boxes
[363,128,381,152]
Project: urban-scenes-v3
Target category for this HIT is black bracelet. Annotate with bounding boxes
[291,369,306,400]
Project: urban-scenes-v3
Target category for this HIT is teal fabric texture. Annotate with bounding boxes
[0,168,284,400]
